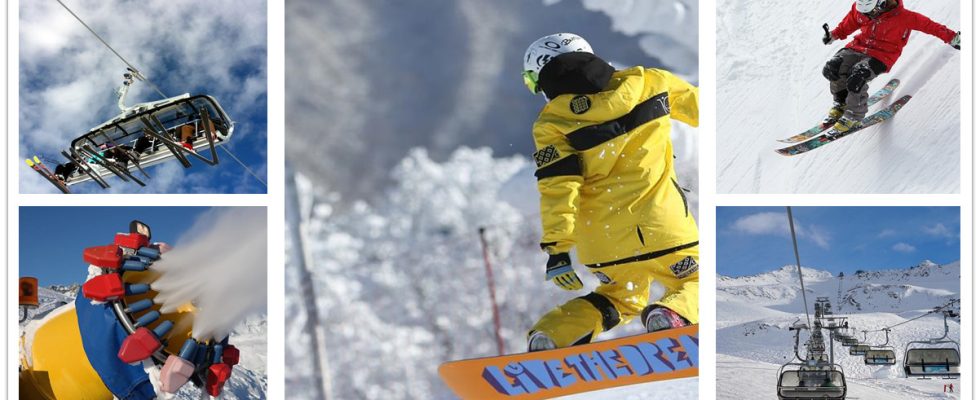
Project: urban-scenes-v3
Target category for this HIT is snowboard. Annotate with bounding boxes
[438,324,698,400]
[25,156,70,194]
[777,79,901,143]
[775,95,911,156]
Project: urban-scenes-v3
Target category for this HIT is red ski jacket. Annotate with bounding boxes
[831,0,956,70]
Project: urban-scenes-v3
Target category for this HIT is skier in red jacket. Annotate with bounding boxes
[821,0,959,134]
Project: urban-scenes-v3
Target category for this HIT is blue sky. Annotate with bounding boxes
[20,207,211,286]
[717,207,960,277]
[19,0,267,194]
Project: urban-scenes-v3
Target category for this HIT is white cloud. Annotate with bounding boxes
[892,242,916,253]
[19,0,267,193]
[877,228,897,238]
[730,212,830,249]
[923,223,954,238]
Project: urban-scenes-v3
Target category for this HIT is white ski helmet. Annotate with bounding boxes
[855,0,884,13]
[522,33,594,93]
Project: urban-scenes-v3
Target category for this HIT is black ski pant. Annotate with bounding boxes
[823,48,887,119]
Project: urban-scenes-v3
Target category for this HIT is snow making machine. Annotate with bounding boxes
[904,310,960,379]
[19,221,242,399]
[27,71,234,193]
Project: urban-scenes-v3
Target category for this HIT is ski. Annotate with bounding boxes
[777,78,901,143]
[775,95,911,156]
[25,156,71,194]
[438,324,698,400]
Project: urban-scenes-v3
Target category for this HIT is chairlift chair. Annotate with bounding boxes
[864,348,897,365]
[28,70,236,193]
[777,362,847,400]
[903,310,960,379]
[864,328,897,366]
[64,94,233,187]
[849,344,871,356]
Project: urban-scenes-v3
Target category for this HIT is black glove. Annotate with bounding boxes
[545,253,582,291]
[846,66,872,93]
[950,32,961,50]
[822,23,835,45]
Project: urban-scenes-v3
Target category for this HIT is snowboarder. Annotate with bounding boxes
[822,0,959,134]
[521,33,699,351]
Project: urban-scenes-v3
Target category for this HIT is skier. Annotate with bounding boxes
[521,33,699,351]
[821,0,960,134]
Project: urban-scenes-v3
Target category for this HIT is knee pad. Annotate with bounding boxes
[846,65,873,93]
[823,56,843,81]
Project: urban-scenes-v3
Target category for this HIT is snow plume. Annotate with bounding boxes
[151,207,267,340]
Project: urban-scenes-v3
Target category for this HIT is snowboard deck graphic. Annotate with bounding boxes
[775,95,911,156]
[778,78,901,144]
[438,324,698,399]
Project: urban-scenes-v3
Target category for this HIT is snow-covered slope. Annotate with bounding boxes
[19,286,267,399]
[716,261,961,399]
[716,0,961,193]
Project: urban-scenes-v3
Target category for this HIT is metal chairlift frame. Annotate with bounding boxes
[60,94,233,189]
[776,323,848,400]
[864,328,897,366]
[903,310,960,379]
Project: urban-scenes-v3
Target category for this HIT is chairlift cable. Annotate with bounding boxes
[880,299,958,331]
[786,207,811,327]
[53,0,168,99]
[220,146,267,187]
[54,0,268,189]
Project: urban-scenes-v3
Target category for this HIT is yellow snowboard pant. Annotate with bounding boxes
[530,245,699,348]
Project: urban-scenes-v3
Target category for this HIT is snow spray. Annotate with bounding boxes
[149,208,267,341]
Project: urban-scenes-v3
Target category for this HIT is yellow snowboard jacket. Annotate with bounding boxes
[532,65,699,266]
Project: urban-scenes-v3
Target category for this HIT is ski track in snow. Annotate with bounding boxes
[717,261,961,399]
[716,0,960,194]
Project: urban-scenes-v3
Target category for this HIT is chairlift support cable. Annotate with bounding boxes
[53,0,267,188]
[786,207,811,327]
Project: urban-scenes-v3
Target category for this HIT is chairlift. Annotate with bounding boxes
[777,363,847,400]
[778,322,848,399]
[904,310,960,379]
[865,348,897,365]
[863,328,897,366]
[27,71,234,193]
[849,344,871,356]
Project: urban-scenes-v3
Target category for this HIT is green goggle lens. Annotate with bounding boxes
[522,70,540,94]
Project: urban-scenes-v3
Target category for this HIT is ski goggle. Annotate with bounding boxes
[522,70,540,94]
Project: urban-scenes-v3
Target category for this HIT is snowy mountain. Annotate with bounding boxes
[19,286,267,399]
[716,261,961,399]
[716,0,961,193]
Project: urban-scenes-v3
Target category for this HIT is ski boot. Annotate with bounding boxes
[825,103,845,124]
[642,305,689,333]
[829,115,862,138]
[527,331,557,352]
